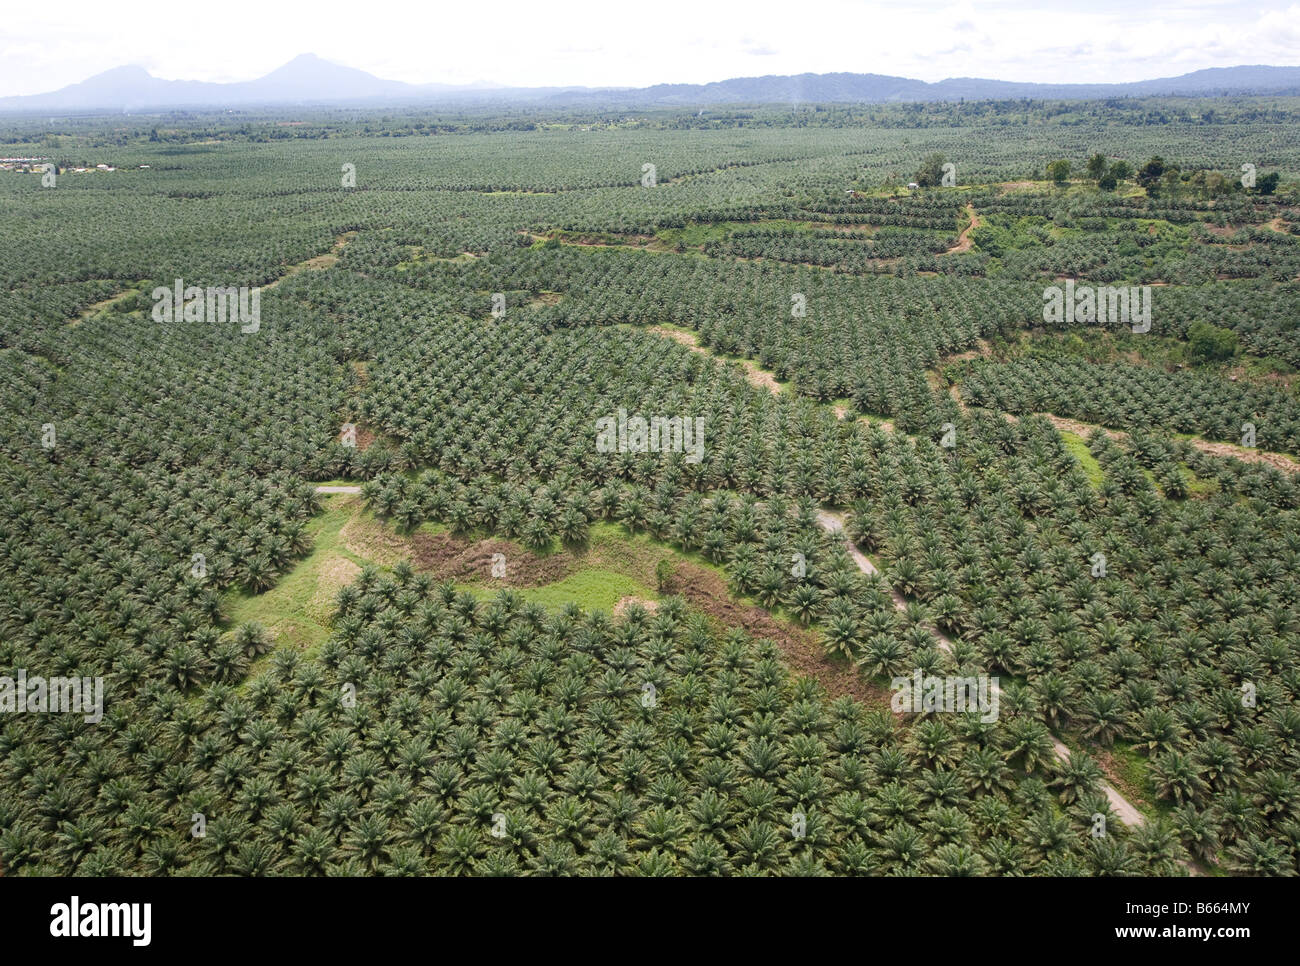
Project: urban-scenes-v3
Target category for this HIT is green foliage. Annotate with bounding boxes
[4,98,1300,878]
[1046,160,1071,184]
[655,558,675,594]
[914,152,947,188]
[1138,156,1167,189]
[1187,320,1239,363]
[964,356,1299,452]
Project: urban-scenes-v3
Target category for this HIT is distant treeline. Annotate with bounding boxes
[4,96,1300,149]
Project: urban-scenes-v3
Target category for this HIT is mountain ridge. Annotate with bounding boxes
[4,54,1300,112]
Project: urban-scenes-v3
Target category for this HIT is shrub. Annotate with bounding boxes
[1186,321,1238,363]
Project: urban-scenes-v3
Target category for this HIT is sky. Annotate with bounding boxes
[1,0,1298,96]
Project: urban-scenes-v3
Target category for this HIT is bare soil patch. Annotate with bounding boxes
[649,325,703,352]
[943,205,980,255]
[395,513,887,703]
[409,532,574,585]
[661,559,890,706]
[613,596,658,618]
[738,360,782,394]
[1193,439,1300,473]
[1040,413,1123,441]
[948,383,967,414]
[1093,747,1154,817]
[353,424,378,452]
[300,252,340,271]
[939,348,984,364]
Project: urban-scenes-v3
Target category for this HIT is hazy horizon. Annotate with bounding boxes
[4,0,1299,97]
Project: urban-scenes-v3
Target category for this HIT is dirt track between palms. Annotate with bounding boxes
[816,507,1157,836]
[944,205,981,254]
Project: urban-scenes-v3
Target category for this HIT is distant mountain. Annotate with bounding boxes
[0,55,595,113]
[239,54,414,101]
[610,66,1300,106]
[3,56,1299,113]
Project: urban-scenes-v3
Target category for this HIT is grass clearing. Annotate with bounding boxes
[222,499,719,655]
[1060,430,1104,487]
[464,566,656,611]
[223,494,373,652]
[1180,464,1220,497]
[65,280,152,327]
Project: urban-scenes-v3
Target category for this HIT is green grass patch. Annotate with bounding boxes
[656,222,739,248]
[1054,735,1166,824]
[222,495,372,652]
[1060,431,1104,488]
[1107,740,1155,798]
[972,212,1072,256]
[1105,739,1185,828]
[223,486,813,674]
[588,519,728,580]
[465,566,657,612]
[1180,464,1219,498]
[655,218,825,249]
[1243,354,1297,382]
